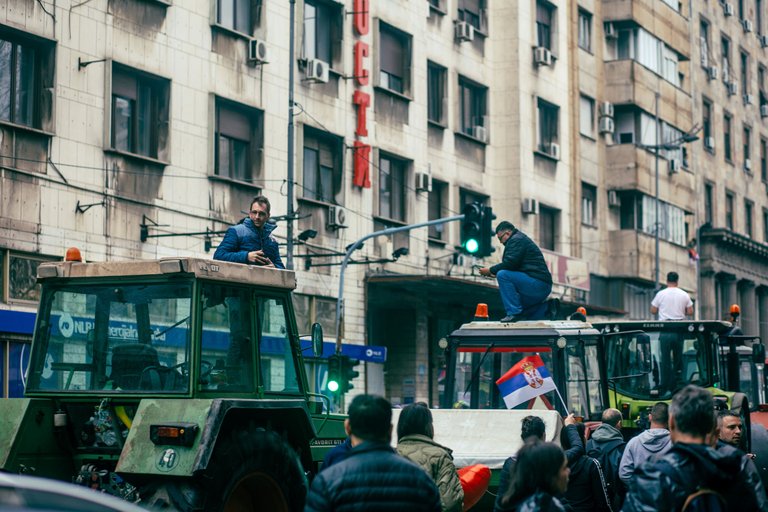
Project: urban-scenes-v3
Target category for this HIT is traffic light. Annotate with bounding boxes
[340,355,360,394]
[461,202,483,255]
[479,206,496,258]
[327,354,342,393]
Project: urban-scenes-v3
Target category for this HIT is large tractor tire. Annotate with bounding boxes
[144,426,307,512]
[731,392,752,452]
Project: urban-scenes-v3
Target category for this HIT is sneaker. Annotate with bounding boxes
[500,314,524,323]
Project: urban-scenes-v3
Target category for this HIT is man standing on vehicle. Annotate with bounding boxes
[213,195,284,269]
[478,221,552,322]
[650,271,693,320]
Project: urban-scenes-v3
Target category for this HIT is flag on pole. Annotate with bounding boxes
[496,355,557,409]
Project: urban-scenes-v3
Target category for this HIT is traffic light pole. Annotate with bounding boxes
[334,214,464,353]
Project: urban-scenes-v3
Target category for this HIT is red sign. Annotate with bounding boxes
[352,0,371,188]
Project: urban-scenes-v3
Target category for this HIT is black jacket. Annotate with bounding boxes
[490,230,552,285]
[305,440,442,512]
[622,442,768,512]
[587,424,626,508]
[562,456,612,512]
[497,491,567,512]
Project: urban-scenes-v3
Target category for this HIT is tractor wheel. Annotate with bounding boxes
[731,392,752,452]
[142,427,307,512]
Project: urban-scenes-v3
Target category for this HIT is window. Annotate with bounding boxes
[458,0,486,33]
[0,36,35,127]
[303,0,342,66]
[702,98,712,143]
[759,0,764,35]
[302,126,342,203]
[705,183,714,225]
[581,183,597,227]
[616,28,679,86]
[743,125,751,169]
[215,98,264,183]
[293,294,338,339]
[578,10,591,52]
[110,64,170,160]
[764,209,768,242]
[536,1,555,51]
[579,95,594,137]
[618,192,686,245]
[760,65,768,108]
[428,180,448,240]
[259,298,300,393]
[739,0,746,19]
[745,200,754,238]
[700,19,710,68]
[458,77,488,137]
[379,153,407,222]
[537,98,559,150]
[9,254,53,302]
[724,112,733,162]
[722,36,731,82]
[216,0,253,34]
[761,138,767,182]
[741,51,749,96]
[726,191,735,230]
[539,206,558,251]
[379,23,412,95]
[427,61,447,126]
[661,0,680,10]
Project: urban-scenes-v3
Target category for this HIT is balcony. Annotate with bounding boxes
[606,230,695,285]
[605,144,696,208]
[604,60,692,130]
[603,0,690,59]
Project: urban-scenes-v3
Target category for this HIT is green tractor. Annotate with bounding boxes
[0,257,347,511]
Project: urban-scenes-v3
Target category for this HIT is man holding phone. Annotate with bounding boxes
[214,195,285,269]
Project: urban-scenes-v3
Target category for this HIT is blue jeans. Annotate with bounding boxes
[496,270,552,316]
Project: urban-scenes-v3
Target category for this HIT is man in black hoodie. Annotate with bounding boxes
[478,221,552,322]
[622,385,768,511]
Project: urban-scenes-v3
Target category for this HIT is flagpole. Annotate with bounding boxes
[553,386,569,413]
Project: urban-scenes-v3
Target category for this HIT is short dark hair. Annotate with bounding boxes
[348,394,392,442]
[666,271,679,283]
[650,402,669,427]
[250,195,271,213]
[670,385,715,437]
[717,409,740,423]
[521,415,546,441]
[495,221,515,234]
[397,402,434,440]
[503,441,566,506]
[560,422,586,449]
[602,408,623,426]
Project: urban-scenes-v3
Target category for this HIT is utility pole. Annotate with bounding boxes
[654,91,660,292]
[286,0,296,270]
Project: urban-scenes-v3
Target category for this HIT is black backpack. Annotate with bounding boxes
[588,438,626,509]
[680,488,726,512]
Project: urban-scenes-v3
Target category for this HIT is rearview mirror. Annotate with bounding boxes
[753,342,766,366]
[311,323,324,357]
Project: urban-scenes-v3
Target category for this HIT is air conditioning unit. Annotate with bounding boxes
[305,58,330,83]
[743,19,754,33]
[604,22,617,39]
[599,102,614,118]
[727,81,738,96]
[540,142,561,160]
[327,206,348,229]
[534,46,553,67]
[699,37,709,67]
[745,158,753,171]
[522,198,540,215]
[455,21,475,43]
[472,125,489,143]
[705,136,715,150]
[761,104,768,118]
[415,172,433,192]
[248,39,269,63]
[723,2,734,16]
[744,94,754,105]
[760,35,768,48]
[707,66,718,81]
[599,117,615,134]
[607,190,621,207]
[668,159,680,174]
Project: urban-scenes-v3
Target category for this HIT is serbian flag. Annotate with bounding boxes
[496,355,557,409]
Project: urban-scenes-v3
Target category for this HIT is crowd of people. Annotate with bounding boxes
[303,386,768,511]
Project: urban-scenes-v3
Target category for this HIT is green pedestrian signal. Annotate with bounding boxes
[327,354,342,393]
[461,202,483,255]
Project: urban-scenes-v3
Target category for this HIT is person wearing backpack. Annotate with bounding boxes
[622,385,768,512]
[587,408,626,509]
[560,422,612,512]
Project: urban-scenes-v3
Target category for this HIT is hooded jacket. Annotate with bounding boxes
[397,434,464,512]
[489,229,552,285]
[622,442,768,512]
[213,218,284,269]
[587,424,626,507]
[618,428,671,485]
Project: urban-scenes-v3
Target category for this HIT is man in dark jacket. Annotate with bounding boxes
[478,221,552,322]
[587,408,626,508]
[305,394,441,512]
[622,385,768,511]
[213,195,284,269]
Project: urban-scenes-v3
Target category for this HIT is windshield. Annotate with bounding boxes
[606,330,713,400]
[28,282,192,393]
[446,340,605,418]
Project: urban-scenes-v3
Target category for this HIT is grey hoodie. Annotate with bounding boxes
[618,428,672,484]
